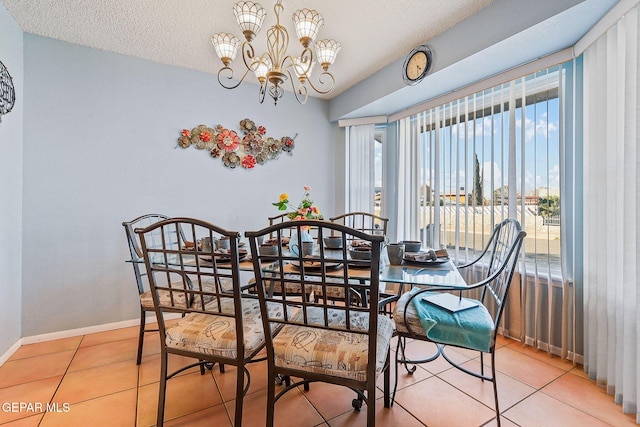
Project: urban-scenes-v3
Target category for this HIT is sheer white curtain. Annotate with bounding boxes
[346,125,376,213]
[583,4,640,421]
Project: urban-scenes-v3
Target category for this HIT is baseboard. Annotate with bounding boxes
[0,313,187,367]
[0,339,23,366]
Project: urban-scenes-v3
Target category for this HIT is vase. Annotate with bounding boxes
[289,230,313,257]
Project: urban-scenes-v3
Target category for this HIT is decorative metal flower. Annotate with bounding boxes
[265,137,282,159]
[191,124,216,150]
[216,128,241,152]
[222,152,242,168]
[243,132,264,156]
[242,155,257,169]
[281,136,295,152]
[239,118,257,134]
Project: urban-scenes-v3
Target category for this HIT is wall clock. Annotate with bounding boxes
[0,60,15,124]
[402,45,432,86]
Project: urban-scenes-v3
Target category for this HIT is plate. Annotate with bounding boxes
[290,260,343,270]
[200,249,248,263]
[402,252,449,266]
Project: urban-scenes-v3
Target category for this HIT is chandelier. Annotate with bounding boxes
[211,1,341,105]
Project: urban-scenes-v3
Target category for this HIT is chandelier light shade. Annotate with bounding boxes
[211,0,339,105]
[315,39,341,70]
[292,8,324,48]
[211,33,240,66]
[233,2,267,41]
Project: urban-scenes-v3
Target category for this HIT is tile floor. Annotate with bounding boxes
[0,324,636,426]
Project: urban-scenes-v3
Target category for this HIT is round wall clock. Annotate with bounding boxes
[0,60,16,123]
[402,45,432,86]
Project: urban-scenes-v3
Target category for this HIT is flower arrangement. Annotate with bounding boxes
[273,186,323,220]
[177,118,296,170]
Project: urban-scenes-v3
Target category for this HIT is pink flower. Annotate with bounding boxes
[241,155,257,169]
[298,208,308,215]
[304,185,311,191]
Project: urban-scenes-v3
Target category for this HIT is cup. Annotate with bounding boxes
[387,243,405,265]
[200,237,213,252]
[301,241,315,257]
[323,236,343,249]
[217,236,230,250]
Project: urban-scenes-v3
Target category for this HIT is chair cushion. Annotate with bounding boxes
[139,278,233,310]
[272,306,393,382]
[164,297,286,359]
[394,290,494,353]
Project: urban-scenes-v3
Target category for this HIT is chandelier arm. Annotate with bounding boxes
[217,66,251,90]
[304,71,336,95]
[286,69,308,105]
[240,41,257,72]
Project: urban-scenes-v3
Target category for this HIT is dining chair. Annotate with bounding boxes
[392,218,525,426]
[330,212,393,312]
[329,212,389,237]
[136,217,276,427]
[123,214,179,365]
[246,219,393,427]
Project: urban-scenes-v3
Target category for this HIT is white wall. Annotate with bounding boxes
[21,34,337,336]
[0,4,23,356]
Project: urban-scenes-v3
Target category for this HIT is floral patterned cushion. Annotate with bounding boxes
[393,291,429,336]
[139,278,233,310]
[164,297,287,359]
[272,306,393,382]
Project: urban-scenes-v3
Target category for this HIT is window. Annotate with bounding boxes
[401,66,562,274]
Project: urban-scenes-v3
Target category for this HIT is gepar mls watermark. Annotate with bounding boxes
[2,402,71,413]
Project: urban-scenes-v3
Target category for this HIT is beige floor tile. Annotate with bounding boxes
[393,376,497,426]
[164,404,232,426]
[51,359,139,404]
[494,346,565,389]
[505,341,576,371]
[296,381,363,421]
[39,388,137,427]
[212,359,270,402]
[8,336,82,361]
[0,413,44,426]
[78,325,140,348]
[137,371,222,427]
[66,338,138,373]
[398,339,473,375]
[138,352,203,386]
[224,387,324,427]
[438,358,535,412]
[326,396,423,427]
[0,351,74,388]
[542,372,637,426]
[503,392,612,427]
[0,376,62,424]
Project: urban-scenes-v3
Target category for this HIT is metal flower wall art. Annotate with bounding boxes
[177,118,296,169]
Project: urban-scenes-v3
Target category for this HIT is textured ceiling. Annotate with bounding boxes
[1,0,494,98]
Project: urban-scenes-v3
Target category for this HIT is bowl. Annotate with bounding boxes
[258,244,279,256]
[323,236,343,249]
[349,246,371,260]
[401,240,422,252]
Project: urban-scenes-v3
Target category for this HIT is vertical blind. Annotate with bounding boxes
[395,64,576,357]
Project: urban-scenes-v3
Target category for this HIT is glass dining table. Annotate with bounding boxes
[128,246,470,297]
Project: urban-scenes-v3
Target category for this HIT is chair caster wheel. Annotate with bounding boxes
[352,398,363,412]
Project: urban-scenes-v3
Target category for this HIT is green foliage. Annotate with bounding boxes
[538,195,560,217]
